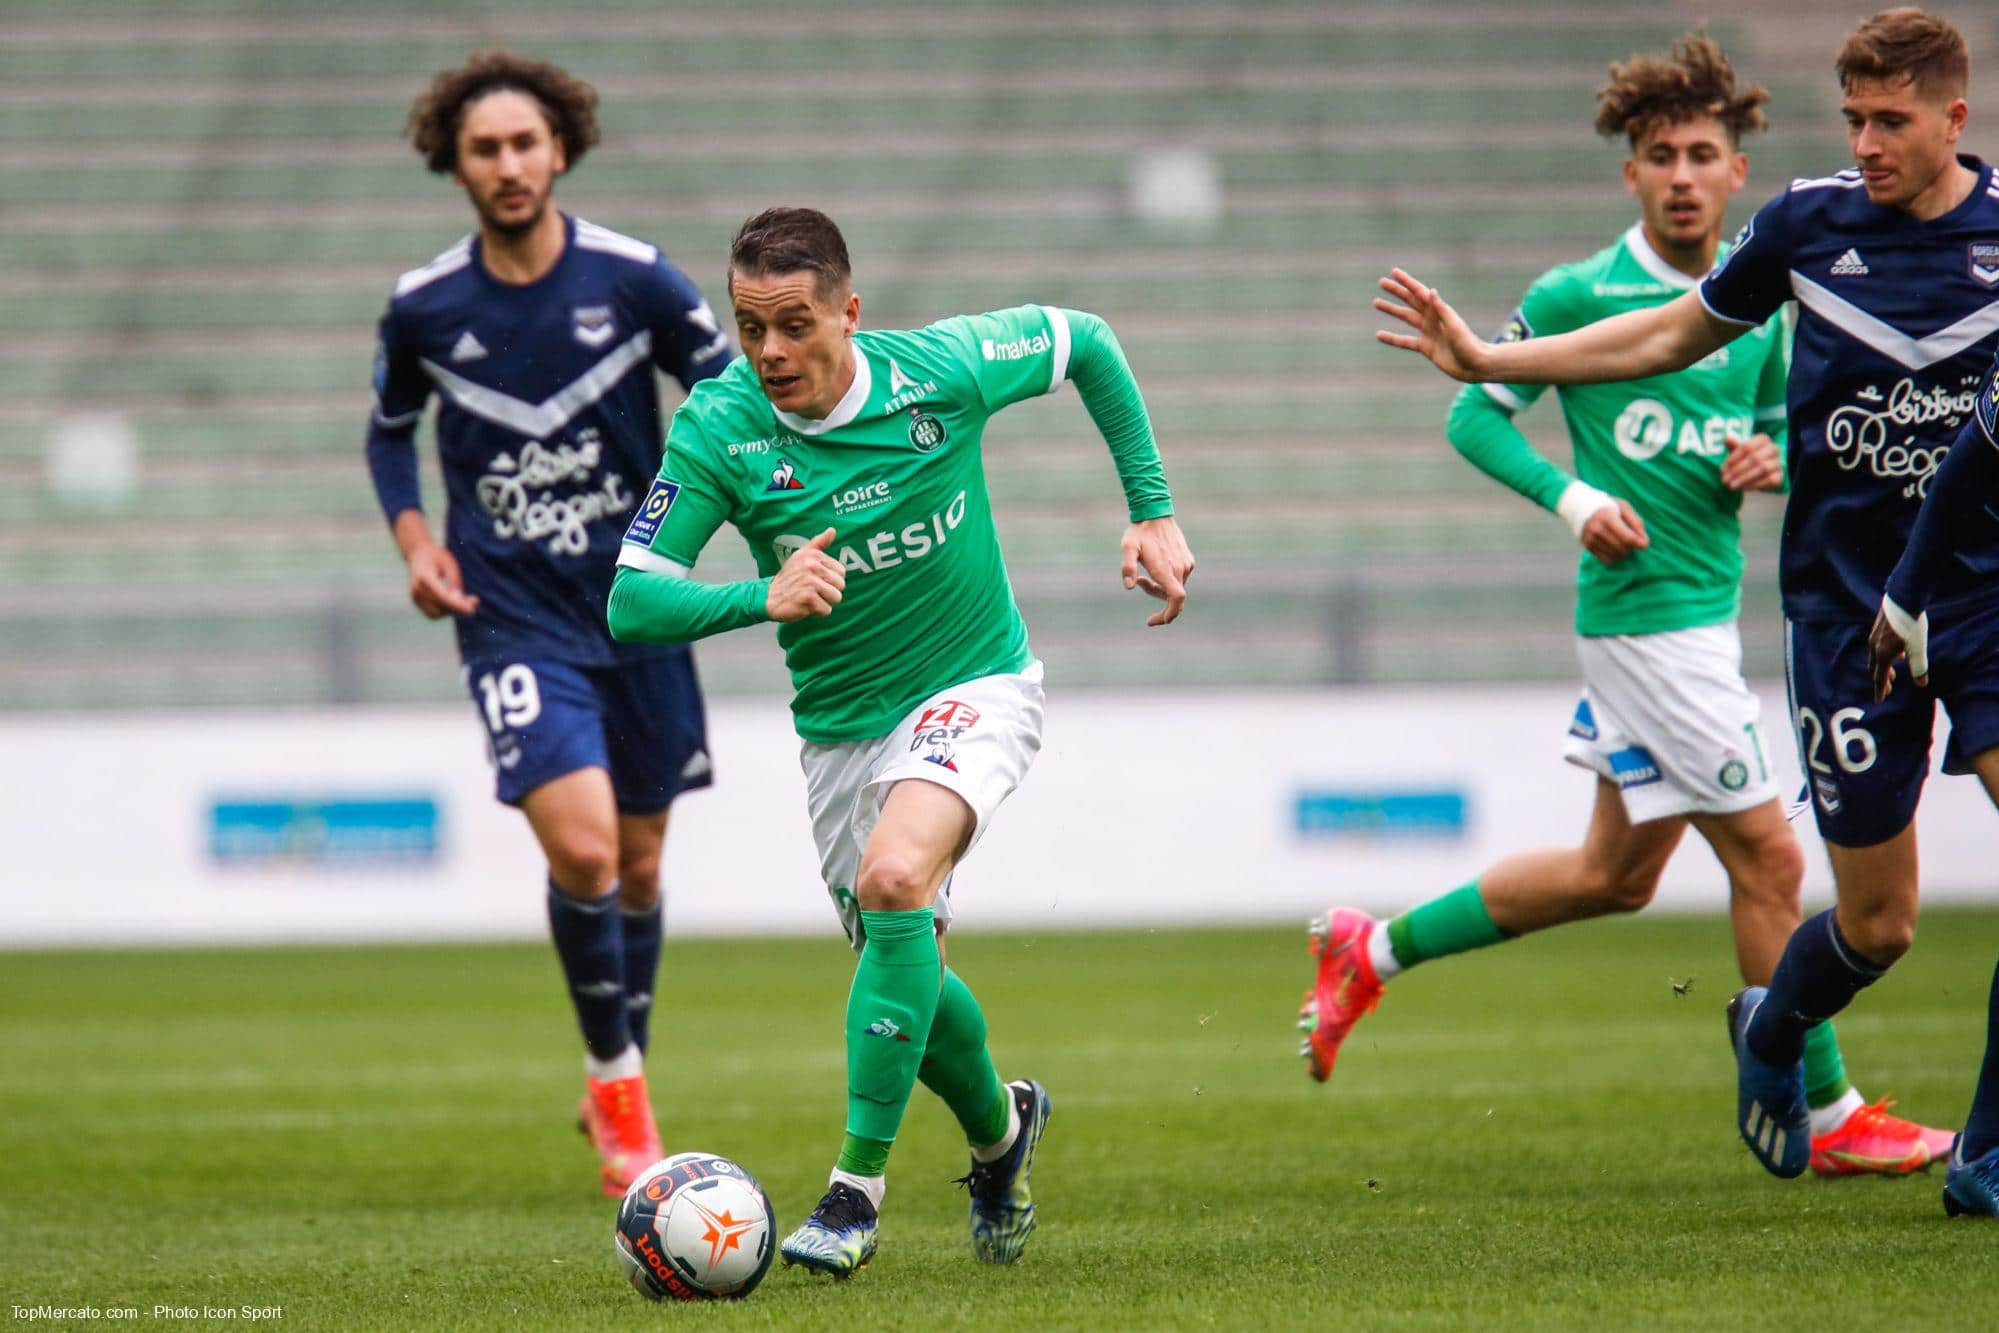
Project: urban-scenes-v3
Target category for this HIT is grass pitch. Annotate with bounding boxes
[4,910,1995,1330]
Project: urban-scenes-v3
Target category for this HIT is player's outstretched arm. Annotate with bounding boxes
[1375,271,1734,386]
[608,529,845,644]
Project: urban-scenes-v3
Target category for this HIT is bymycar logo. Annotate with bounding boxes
[982,332,1051,361]
[773,490,967,574]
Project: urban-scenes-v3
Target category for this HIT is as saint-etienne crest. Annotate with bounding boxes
[907,408,947,453]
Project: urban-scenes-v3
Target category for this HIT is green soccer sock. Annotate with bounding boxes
[1385,880,1509,971]
[838,907,941,1174]
[1802,1018,1854,1110]
[918,967,1010,1147]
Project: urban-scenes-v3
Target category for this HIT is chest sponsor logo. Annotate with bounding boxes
[832,479,893,516]
[1825,376,1980,499]
[767,458,806,492]
[573,305,615,348]
[772,489,968,575]
[908,408,948,452]
[1972,243,1999,287]
[622,477,680,548]
[478,426,637,554]
[1612,398,1754,462]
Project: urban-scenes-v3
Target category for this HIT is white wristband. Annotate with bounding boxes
[1555,480,1617,540]
[1880,594,1930,679]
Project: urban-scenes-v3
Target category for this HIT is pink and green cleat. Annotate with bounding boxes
[1297,907,1385,1083]
[1809,1097,1957,1177]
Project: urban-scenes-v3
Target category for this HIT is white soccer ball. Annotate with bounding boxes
[613,1152,775,1301]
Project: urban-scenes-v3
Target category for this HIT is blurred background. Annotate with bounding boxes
[4,0,1995,943]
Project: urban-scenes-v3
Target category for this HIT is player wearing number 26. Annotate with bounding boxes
[362,52,735,1196]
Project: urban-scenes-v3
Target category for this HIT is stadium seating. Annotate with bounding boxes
[0,1,1877,707]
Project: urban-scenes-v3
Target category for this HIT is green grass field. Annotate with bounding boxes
[4,911,1995,1330]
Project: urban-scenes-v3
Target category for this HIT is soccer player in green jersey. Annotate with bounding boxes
[607,207,1194,1275]
[1300,31,1953,1175]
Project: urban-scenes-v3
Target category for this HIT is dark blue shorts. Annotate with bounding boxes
[461,651,712,815]
[1783,613,1999,847]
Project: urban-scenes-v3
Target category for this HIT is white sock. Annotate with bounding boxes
[829,1168,885,1211]
[1367,920,1404,981]
[971,1091,1022,1163]
[586,1043,643,1082]
[1809,1086,1866,1137]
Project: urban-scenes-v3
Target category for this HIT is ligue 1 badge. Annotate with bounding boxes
[907,408,947,453]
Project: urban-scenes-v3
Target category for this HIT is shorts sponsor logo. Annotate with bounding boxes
[572,304,615,348]
[624,477,681,546]
[908,408,948,452]
[1608,745,1662,788]
[912,700,979,773]
[1973,243,1999,286]
[1719,758,1750,791]
[766,458,805,492]
[1568,697,1598,742]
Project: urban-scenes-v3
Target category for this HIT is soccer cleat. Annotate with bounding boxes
[580,1073,664,1198]
[1942,1135,1999,1217]
[1727,987,1810,1179]
[1297,907,1384,1083]
[779,1183,879,1278]
[1809,1097,1956,1177]
[957,1078,1052,1264]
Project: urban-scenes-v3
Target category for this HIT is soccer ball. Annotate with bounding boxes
[614,1152,776,1301]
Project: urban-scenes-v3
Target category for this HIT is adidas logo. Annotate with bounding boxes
[1829,249,1869,277]
[451,330,488,362]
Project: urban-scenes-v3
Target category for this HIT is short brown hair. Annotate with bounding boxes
[729,208,853,293]
[406,50,601,175]
[1836,8,1969,101]
[1595,29,1770,146]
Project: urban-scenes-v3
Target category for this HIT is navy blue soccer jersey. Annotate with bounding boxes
[1699,156,1999,624]
[366,215,734,667]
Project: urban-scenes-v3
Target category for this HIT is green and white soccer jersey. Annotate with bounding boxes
[618,305,1121,742]
[1488,223,1789,637]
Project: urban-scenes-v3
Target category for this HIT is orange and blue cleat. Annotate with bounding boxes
[1297,907,1385,1084]
[1809,1098,1956,1177]
[578,1072,664,1198]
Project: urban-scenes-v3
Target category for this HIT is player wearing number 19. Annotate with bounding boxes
[609,207,1193,1276]
[1303,30,1951,1177]
[364,52,735,1196]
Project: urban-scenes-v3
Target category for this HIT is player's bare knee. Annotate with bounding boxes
[1849,909,1916,965]
[617,850,662,909]
[545,833,618,898]
[854,856,936,913]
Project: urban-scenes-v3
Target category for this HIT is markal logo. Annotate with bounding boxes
[982,331,1051,361]
[767,458,805,492]
[864,1018,912,1042]
[908,408,947,452]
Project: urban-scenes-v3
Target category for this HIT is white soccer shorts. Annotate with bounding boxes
[799,660,1045,950]
[1562,621,1780,824]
